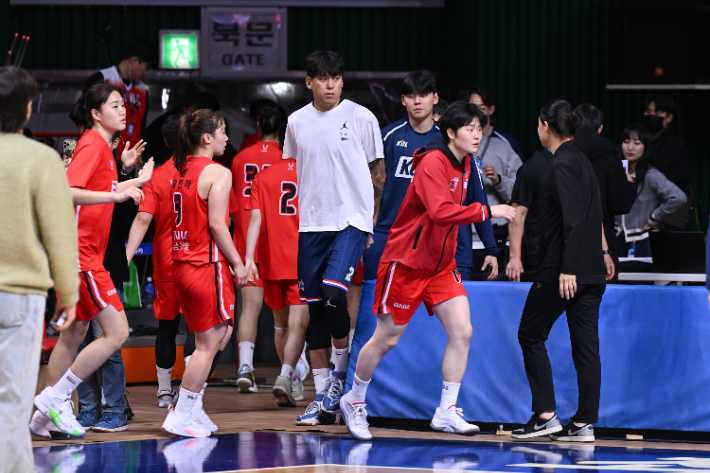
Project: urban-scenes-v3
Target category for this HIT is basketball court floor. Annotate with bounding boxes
[31,366,710,473]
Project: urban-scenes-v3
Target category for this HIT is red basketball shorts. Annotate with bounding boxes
[173,262,235,332]
[77,269,124,321]
[154,279,181,320]
[263,279,305,311]
[373,259,467,325]
[353,260,364,285]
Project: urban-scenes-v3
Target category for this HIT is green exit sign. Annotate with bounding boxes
[160,30,200,70]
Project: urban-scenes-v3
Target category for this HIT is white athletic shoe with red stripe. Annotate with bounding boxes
[340,391,372,440]
[162,407,211,438]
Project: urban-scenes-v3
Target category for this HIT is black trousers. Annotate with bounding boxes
[517,281,606,423]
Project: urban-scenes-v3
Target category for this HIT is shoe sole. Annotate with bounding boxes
[162,426,209,438]
[34,398,86,438]
[49,430,78,440]
[430,422,480,435]
[512,425,563,439]
[549,434,595,442]
[295,419,319,426]
[237,378,257,393]
[273,388,297,407]
[93,425,129,433]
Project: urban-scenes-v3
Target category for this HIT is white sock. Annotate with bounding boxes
[194,383,207,411]
[333,347,349,374]
[157,366,173,393]
[175,385,199,416]
[184,355,191,368]
[280,364,294,378]
[329,344,337,366]
[348,328,355,353]
[439,381,461,410]
[49,369,83,400]
[239,342,255,369]
[312,368,330,396]
[350,374,370,403]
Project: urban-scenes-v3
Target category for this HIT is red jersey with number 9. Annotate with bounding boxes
[230,141,283,262]
[172,156,232,265]
[245,159,299,280]
[66,129,118,272]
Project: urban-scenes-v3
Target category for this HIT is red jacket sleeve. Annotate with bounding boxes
[414,155,490,226]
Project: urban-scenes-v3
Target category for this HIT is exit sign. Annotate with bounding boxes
[160,30,200,70]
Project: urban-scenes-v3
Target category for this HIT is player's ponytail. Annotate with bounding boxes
[173,108,225,171]
[72,82,123,131]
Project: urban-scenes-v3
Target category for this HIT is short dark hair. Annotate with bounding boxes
[71,82,124,130]
[0,66,37,133]
[185,92,220,112]
[258,104,288,137]
[161,114,181,150]
[539,99,581,137]
[439,101,486,144]
[574,103,604,129]
[401,70,437,96]
[456,84,495,107]
[433,99,449,117]
[306,50,345,79]
[645,92,676,115]
[248,98,279,120]
[121,36,157,67]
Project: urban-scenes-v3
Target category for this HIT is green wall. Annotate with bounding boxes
[2,1,707,228]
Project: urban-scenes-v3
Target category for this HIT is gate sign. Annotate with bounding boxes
[201,7,287,78]
[160,30,200,70]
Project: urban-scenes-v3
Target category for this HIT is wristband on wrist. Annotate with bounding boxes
[602,249,610,255]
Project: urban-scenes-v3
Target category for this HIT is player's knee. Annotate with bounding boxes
[321,284,349,341]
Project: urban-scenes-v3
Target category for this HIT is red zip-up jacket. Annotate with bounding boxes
[380,138,491,272]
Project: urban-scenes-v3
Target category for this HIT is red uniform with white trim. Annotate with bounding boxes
[66,129,123,320]
[139,158,180,320]
[374,139,491,324]
[230,141,283,288]
[246,159,304,310]
[171,156,235,332]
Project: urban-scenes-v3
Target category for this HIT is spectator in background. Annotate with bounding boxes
[572,104,637,278]
[0,66,79,473]
[432,98,449,122]
[458,88,523,273]
[615,124,686,258]
[642,93,691,197]
[239,98,280,151]
[143,92,221,166]
[506,148,553,281]
[457,85,524,160]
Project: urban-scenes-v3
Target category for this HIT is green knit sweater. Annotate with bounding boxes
[0,132,79,305]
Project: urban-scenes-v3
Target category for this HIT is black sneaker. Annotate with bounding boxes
[550,421,595,442]
[511,413,563,439]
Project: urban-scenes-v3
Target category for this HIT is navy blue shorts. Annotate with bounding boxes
[362,225,390,281]
[298,226,369,303]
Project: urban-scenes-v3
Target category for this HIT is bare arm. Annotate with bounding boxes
[369,158,385,226]
[126,211,153,265]
[602,222,615,280]
[244,209,262,282]
[117,158,154,193]
[206,167,248,287]
[70,186,144,206]
[506,203,528,281]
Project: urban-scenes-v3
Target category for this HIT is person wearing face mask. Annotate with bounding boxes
[615,124,687,258]
[642,93,691,198]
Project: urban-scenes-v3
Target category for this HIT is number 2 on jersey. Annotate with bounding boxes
[279,181,297,215]
[173,192,183,227]
[243,163,272,197]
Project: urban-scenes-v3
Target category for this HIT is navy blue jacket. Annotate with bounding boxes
[456,157,499,270]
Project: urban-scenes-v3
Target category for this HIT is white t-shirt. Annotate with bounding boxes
[283,99,384,233]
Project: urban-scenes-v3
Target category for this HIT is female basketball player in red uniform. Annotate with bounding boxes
[31,82,153,439]
[162,109,248,437]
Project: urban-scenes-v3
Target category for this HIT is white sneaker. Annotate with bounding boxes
[157,389,179,408]
[295,400,322,426]
[34,387,85,439]
[162,407,211,438]
[339,391,372,441]
[273,375,297,407]
[29,410,53,439]
[430,406,480,435]
[191,406,218,433]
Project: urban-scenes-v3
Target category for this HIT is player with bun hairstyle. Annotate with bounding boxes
[162,109,248,438]
[511,99,611,442]
[31,81,154,439]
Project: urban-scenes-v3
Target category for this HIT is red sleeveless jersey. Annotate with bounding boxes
[171,156,229,265]
[139,158,176,281]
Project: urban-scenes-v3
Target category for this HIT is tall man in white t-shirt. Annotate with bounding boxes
[282,50,385,426]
